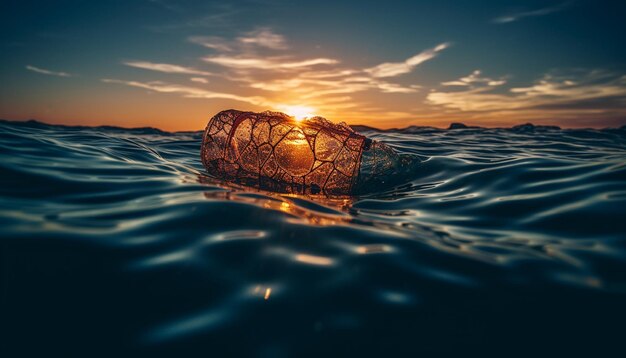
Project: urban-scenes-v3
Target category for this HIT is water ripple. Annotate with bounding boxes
[2,120,625,355]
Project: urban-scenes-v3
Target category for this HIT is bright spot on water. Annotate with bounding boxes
[294,253,334,266]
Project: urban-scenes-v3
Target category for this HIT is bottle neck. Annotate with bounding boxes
[354,139,420,194]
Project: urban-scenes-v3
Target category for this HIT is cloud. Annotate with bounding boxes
[237,27,288,49]
[189,28,433,107]
[427,70,626,113]
[101,78,268,106]
[203,56,338,70]
[123,61,214,76]
[247,72,419,97]
[188,36,233,52]
[493,3,569,24]
[299,69,357,79]
[375,82,421,93]
[364,43,451,78]
[190,28,436,100]
[189,27,288,52]
[25,65,72,77]
[190,77,209,84]
[112,27,454,123]
[441,70,506,87]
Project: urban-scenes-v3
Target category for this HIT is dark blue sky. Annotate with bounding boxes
[1,0,625,130]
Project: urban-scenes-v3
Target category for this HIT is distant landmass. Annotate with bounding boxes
[2,118,625,134]
[0,119,171,135]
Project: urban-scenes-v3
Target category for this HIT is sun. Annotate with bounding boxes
[277,105,316,122]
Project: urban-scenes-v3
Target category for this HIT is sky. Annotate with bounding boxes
[1,0,625,131]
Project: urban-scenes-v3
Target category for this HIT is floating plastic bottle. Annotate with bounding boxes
[201,109,414,195]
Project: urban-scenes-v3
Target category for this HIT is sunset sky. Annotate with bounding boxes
[1,0,625,131]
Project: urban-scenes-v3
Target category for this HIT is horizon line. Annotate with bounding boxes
[2,117,625,133]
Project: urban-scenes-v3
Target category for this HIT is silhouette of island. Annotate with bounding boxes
[2,118,624,134]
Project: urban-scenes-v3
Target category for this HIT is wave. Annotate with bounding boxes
[1,118,625,355]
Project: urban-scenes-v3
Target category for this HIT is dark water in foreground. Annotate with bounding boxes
[1,119,626,356]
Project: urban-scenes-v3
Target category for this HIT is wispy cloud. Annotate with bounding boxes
[203,56,339,70]
[188,36,233,52]
[192,28,440,96]
[441,70,506,87]
[190,77,209,84]
[102,78,268,106]
[190,27,339,72]
[189,27,288,52]
[237,27,288,49]
[108,27,449,122]
[199,37,443,102]
[246,71,419,98]
[25,65,72,77]
[427,70,626,120]
[299,70,357,79]
[493,3,569,24]
[123,61,214,76]
[376,82,421,93]
[364,43,451,78]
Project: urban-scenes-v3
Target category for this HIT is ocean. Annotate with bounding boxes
[1,119,625,356]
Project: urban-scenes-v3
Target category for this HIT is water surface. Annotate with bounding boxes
[2,120,626,356]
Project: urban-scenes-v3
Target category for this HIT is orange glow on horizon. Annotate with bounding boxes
[3,91,620,131]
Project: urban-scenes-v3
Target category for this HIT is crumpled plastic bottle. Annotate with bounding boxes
[201,109,415,195]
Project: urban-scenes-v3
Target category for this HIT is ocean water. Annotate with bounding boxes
[1,119,626,356]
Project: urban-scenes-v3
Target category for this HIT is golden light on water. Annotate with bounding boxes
[294,254,333,266]
[277,105,315,122]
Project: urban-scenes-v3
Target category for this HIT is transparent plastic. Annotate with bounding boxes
[201,109,417,195]
[201,110,369,195]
